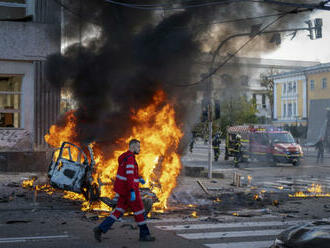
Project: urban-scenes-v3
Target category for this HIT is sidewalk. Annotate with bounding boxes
[302,146,330,158]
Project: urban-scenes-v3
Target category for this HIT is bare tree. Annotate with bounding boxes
[259,67,279,119]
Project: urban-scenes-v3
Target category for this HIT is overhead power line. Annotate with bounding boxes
[104,0,330,11]
[104,0,253,10]
[173,10,291,87]
[171,8,310,29]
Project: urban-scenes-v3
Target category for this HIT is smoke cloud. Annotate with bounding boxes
[46,0,313,153]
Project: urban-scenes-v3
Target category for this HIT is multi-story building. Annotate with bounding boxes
[193,54,319,122]
[0,0,61,171]
[272,63,330,124]
[271,63,330,144]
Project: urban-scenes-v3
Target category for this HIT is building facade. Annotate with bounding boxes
[0,1,61,170]
[272,63,330,127]
[193,55,319,122]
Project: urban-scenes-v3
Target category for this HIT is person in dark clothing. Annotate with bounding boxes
[189,136,195,153]
[233,134,242,167]
[315,137,325,164]
[212,133,221,162]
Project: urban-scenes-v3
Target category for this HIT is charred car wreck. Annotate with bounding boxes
[48,142,158,215]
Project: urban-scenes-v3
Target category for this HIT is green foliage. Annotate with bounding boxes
[217,96,258,133]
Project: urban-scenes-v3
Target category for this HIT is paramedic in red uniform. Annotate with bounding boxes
[93,139,155,242]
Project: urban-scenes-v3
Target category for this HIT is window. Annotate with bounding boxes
[283,83,286,95]
[0,76,22,128]
[288,103,292,117]
[283,103,286,117]
[310,80,315,90]
[288,82,292,94]
[252,94,256,104]
[293,81,297,93]
[322,78,327,89]
[293,102,297,117]
[262,94,266,108]
[0,0,27,20]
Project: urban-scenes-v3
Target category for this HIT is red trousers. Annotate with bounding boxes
[111,190,145,225]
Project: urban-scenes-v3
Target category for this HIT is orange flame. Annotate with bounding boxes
[289,184,330,197]
[22,179,35,188]
[45,90,183,211]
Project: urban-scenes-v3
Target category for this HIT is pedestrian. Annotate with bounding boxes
[93,139,155,242]
[212,132,221,162]
[189,136,195,153]
[315,137,325,164]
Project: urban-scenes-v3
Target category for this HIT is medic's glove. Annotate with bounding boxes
[139,177,146,185]
[130,189,136,201]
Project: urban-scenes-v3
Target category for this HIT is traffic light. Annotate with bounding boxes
[270,33,281,45]
[201,99,208,122]
[305,20,314,40]
[214,100,220,119]
[314,18,323,39]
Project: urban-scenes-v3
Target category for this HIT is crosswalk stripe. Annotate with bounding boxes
[177,229,285,239]
[204,240,273,248]
[0,235,70,243]
[156,220,302,231]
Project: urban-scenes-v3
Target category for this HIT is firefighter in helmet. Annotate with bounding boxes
[212,132,221,162]
[233,134,242,167]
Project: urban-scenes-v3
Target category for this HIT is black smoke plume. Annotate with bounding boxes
[46,0,313,154]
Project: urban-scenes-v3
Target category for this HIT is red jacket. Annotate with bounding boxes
[114,151,140,195]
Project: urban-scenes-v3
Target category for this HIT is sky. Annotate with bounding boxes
[262,10,330,63]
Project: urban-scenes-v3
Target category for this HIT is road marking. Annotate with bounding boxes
[0,235,70,243]
[177,229,285,239]
[204,240,273,248]
[156,220,303,231]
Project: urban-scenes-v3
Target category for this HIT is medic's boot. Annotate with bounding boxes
[139,224,156,242]
[94,216,116,242]
[93,227,102,242]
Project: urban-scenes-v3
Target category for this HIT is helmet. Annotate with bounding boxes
[236,134,241,140]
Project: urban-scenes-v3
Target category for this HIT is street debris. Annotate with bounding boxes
[196,180,210,195]
[120,223,138,230]
[6,182,20,188]
[272,221,330,248]
[0,193,15,203]
[6,220,31,224]
[272,200,280,207]
[191,211,198,218]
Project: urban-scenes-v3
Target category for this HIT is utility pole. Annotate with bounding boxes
[207,68,213,179]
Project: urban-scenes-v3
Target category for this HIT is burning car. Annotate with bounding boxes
[48,142,158,214]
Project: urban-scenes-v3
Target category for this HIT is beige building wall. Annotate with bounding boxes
[308,71,330,100]
[297,79,304,118]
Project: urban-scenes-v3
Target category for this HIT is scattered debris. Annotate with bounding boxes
[84,212,99,220]
[6,220,31,224]
[6,182,20,187]
[196,180,210,195]
[120,223,138,230]
[278,209,300,214]
[0,193,15,203]
[272,200,280,207]
[191,211,198,218]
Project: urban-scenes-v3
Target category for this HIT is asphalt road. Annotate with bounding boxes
[1,141,330,248]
